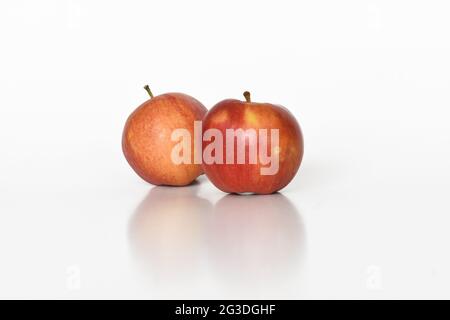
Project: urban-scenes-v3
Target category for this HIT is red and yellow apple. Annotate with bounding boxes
[202,92,303,194]
[122,86,207,186]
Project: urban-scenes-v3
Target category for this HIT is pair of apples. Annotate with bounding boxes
[122,86,304,194]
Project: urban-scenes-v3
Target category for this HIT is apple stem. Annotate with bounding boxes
[143,85,154,99]
[243,91,251,103]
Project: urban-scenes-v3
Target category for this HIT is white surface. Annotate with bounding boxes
[1,0,450,299]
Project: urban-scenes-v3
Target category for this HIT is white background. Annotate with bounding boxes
[1,0,450,299]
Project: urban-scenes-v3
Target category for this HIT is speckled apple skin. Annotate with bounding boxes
[202,99,303,194]
[123,93,207,186]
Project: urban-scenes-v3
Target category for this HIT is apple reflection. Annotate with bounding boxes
[128,182,213,291]
[129,184,305,298]
[208,193,305,297]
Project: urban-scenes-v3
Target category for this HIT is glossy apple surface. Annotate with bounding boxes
[202,92,303,194]
[122,87,207,186]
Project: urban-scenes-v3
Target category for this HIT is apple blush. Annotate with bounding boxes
[201,91,304,194]
[122,85,207,186]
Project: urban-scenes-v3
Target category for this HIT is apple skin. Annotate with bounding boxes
[202,96,303,194]
[123,92,207,186]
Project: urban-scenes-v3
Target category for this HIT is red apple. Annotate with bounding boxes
[122,85,207,186]
[202,91,303,194]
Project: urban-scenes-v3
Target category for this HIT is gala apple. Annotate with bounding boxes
[201,92,303,194]
[122,86,207,186]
